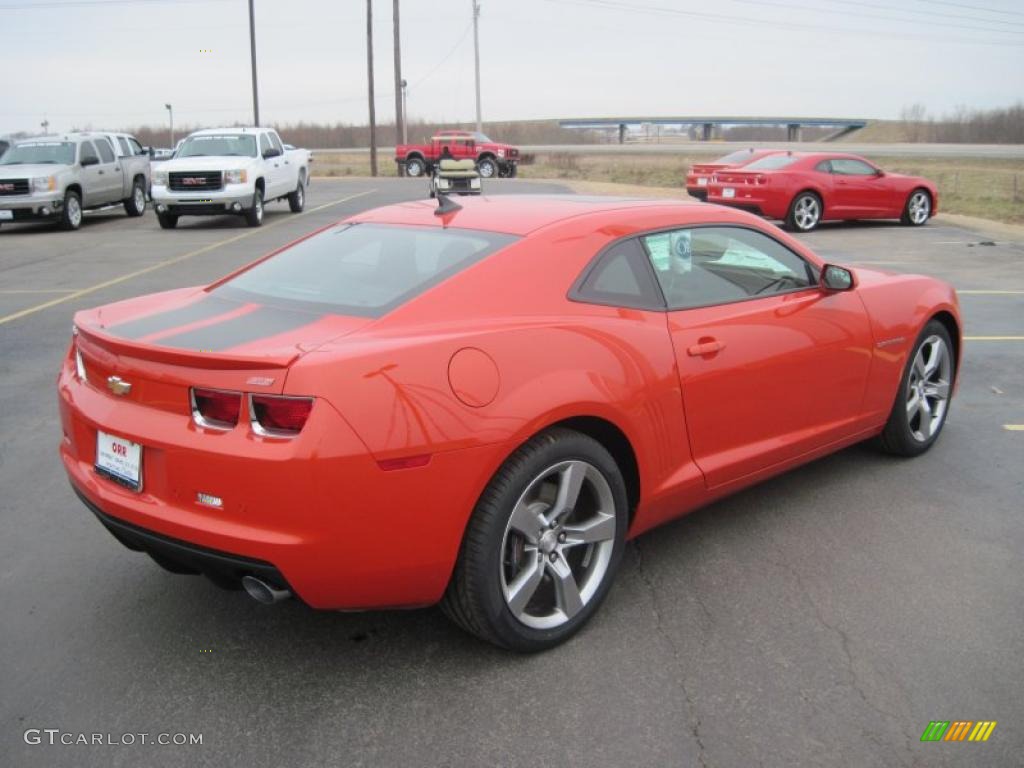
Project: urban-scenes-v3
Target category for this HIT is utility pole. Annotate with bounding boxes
[401,80,408,144]
[165,103,174,146]
[41,118,50,135]
[248,0,260,126]
[472,0,482,133]
[392,0,404,175]
[366,0,378,176]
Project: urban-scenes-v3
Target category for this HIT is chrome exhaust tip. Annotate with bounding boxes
[241,575,291,605]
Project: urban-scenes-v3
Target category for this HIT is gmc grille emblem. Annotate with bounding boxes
[181,177,206,185]
[106,375,132,396]
[0,183,13,192]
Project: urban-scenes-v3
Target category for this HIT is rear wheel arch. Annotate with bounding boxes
[551,416,640,522]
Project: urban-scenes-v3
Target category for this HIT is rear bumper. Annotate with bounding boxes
[706,189,785,219]
[686,187,708,202]
[73,483,293,594]
[57,355,508,610]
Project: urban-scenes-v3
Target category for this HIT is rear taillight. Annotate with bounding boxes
[755,174,768,185]
[249,394,313,437]
[191,388,242,430]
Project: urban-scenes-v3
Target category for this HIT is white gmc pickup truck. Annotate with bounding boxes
[151,127,309,229]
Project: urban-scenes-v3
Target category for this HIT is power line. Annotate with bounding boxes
[0,0,230,8]
[909,0,1024,20]
[546,0,1024,47]
[812,0,1024,28]
[723,0,1024,34]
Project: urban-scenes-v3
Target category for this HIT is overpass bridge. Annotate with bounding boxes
[558,116,870,143]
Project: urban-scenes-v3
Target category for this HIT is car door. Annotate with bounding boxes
[258,132,285,199]
[78,140,106,207]
[92,136,122,203]
[269,131,294,193]
[828,158,890,217]
[642,225,875,488]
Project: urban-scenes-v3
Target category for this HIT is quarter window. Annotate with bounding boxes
[641,227,815,310]
[574,239,664,310]
[830,158,878,176]
[815,160,832,173]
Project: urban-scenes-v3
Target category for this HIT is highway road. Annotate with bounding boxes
[316,142,1024,159]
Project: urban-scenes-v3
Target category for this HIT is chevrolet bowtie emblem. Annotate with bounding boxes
[106,375,132,396]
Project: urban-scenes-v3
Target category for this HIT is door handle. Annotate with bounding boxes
[97,170,104,175]
[687,339,725,357]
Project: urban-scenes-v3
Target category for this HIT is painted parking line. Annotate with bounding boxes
[1004,425,1024,432]
[0,190,374,327]
[0,289,80,294]
[964,336,1024,341]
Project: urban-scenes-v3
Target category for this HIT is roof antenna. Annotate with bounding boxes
[434,191,462,220]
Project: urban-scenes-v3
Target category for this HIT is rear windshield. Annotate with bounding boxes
[1,141,76,165]
[744,154,799,171]
[178,135,257,158]
[714,149,757,165]
[216,223,517,317]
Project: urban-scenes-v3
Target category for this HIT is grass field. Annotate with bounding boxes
[313,151,1024,224]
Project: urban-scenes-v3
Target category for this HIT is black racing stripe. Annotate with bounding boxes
[108,295,240,340]
[155,306,321,352]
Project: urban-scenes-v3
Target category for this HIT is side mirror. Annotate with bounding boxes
[821,264,855,292]
[142,146,153,157]
[80,155,99,167]
[263,148,281,159]
[875,169,885,177]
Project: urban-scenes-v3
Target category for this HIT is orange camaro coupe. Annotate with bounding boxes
[59,195,960,650]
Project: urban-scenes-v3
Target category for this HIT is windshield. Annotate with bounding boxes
[216,223,517,317]
[0,141,76,166]
[472,132,491,143]
[745,154,799,171]
[178,135,257,158]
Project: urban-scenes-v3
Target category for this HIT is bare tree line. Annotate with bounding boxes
[899,103,1024,143]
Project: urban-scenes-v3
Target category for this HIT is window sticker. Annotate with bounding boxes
[670,231,692,273]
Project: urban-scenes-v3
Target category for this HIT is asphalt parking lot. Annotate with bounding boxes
[1,178,1021,767]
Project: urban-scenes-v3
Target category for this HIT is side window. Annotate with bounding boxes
[831,158,877,176]
[95,137,115,163]
[269,132,284,153]
[116,137,131,156]
[80,141,98,164]
[573,238,664,310]
[259,133,272,156]
[815,160,832,173]
[641,227,815,310]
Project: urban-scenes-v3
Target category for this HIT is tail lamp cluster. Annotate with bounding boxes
[191,388,313,438]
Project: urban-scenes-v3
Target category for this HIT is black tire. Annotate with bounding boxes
[157,212,178,229]
[900,188,932,226]
[123,178,146,217]
[288,178,305,213]
[476,156,497,179]
[405,156,426,177]
[877,319,955,457]
[784,191,822,232]
[245,188,264,227]
[441,427,629,652]
[59,190,82,231]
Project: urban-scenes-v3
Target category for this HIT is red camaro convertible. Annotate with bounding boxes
[705,152,938,232]
[685,148,780,201]
[58,195,960,651]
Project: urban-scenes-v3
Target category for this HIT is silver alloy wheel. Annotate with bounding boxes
[133,185,145,213]
[794,195,820,230]
[906,334,952,442]
[500,460,617,630]
[406,159,424,177]
[254,193,263,222]
[296,185,304,207]
[67,195,82,227]
[909,191,930,224]
[478,159,496,178]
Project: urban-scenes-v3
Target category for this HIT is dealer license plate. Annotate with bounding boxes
[95,431,142,491]
[0,210,13,221]
[722,188,736,199]
[696,177,708,187]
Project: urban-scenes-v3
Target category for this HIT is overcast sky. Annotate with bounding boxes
[1,0,1022,135]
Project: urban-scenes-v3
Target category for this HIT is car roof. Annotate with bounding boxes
[349,194,749,236]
